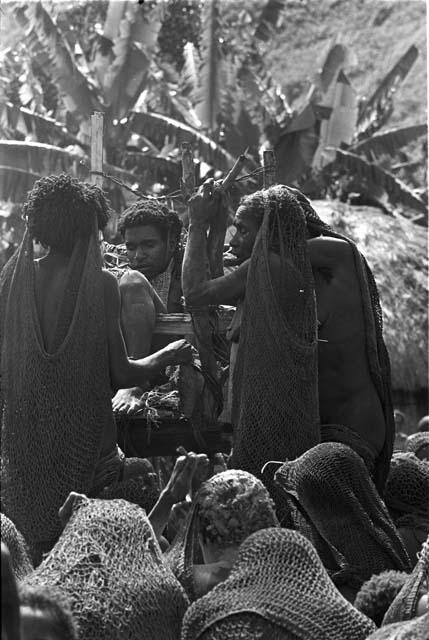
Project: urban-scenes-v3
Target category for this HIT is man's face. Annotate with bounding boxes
[229,206,260,263]
[124,224,173,279]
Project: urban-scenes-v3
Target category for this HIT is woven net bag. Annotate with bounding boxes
[275,442,411,587]
[0,513,33,581]
[382,537,429,624]
[1,229,113,560]
[385,453,429,519]
[181,527,376,640]
[366,613,429,640]
[23,497,189,640]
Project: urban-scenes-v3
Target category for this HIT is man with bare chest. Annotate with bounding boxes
[182,180,393,492]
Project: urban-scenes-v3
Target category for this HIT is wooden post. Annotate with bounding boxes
[181,142,195,201]
[91,112,104,188]
[262,148,277,188]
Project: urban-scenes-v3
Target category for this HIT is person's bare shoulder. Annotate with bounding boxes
[307,236,354,269]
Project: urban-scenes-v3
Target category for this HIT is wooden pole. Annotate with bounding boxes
[262,148,277,188]
[90,112,104,188]
[181,142,195,201]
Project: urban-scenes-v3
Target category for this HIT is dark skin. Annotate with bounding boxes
[182,181,385,456]
[34,249,192,454]
[113,223,182,414]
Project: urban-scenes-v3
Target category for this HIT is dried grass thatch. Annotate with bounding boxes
[312,200,428,393]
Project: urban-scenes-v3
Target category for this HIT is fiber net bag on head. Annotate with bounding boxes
[288,187,395,493]
[230,185,320,492]
[366,613,429,640]
[275,443,411,589]
[181,527,376,640]
[405,432,429,460]
[384,453,429,523]
[382,537,429,625]
[22,497,189,640]
[0,513,33,581]
[1,221,112,562]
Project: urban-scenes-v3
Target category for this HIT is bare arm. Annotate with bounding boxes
[182,180,248,307]
[103,270,191,389]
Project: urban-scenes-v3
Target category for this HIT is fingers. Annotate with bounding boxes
[58,491,87,526]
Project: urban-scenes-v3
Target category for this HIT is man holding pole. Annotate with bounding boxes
[182,178,394,497]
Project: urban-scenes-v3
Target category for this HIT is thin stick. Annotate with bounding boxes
[221,149,248,192]
[90,112,104,188]
[181,142,195,202]
[263,148,277,188]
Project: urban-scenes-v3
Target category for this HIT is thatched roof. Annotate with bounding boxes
[312,200,428,393]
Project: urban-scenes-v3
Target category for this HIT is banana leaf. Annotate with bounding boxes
[355,45,418,140]
[180,42,200,101]
[330,148,427,216]
[129,111,236,172]
[0,140,86,202]
[14,3,102,121]
[350,124,427,158]
[0,102,86,150]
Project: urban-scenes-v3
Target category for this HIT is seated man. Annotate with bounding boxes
[104,200,185,414]
[182,181,394,493]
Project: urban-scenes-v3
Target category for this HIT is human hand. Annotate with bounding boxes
[112,387,145,415]
[58,491,88,527]
[163,339,194,367]
[188,178,227,228]
[163,451,198,504]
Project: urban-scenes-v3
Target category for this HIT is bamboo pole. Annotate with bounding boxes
[262,148,277,187]
[90,112,104,188]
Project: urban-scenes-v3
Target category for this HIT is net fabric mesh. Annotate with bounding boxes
[1,229,113,561]
[384,453,429,518]
[275,443,411,588]
[198,613,294,639]
[22,498,189,640]
[405,432,429,459]
[230,186,320,498]
[382,538,429,624]
[0,513,33,581]
[365,613,429,640]
[181,527,376,640]
[286,187,395,493]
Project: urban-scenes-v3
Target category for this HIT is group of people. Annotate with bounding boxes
[1,173,428,639]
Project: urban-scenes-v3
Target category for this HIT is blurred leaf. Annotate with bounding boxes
[330,148,427,216]
[254,0,285,42]
[129,111,235,172]
[350,124,427,158]
[355,45,418,140]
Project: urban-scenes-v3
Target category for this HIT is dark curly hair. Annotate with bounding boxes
[118,199,183,247]
[19,584,78,640]
[239,185,330,239]
[23,174,112,254]
[354,570,408,626]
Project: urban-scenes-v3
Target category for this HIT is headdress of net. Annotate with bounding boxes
[365,612,429,640]
[275,443,411,588]
[382,537,429,625]
[284,186,395,493]
[1,215,113,561]
[230,185,320,519]
[181,527,376,640]
[405,432,429,458]
[384,453,429,518]
[0,513,33,581]
[22,498,189,640]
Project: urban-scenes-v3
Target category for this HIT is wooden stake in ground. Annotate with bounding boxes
[90,112,104,188]
[263,149,277,188]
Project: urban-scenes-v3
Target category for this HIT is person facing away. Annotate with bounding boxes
[0,174,192,563]
[104,199,185,414]
[182,180,393,493]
